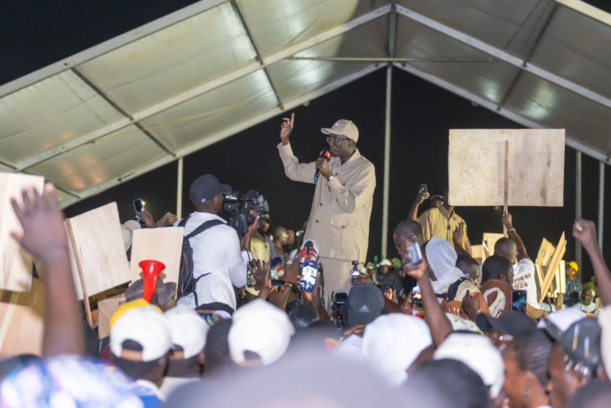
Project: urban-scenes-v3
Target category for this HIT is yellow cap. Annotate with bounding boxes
[110,299,161,331]
[567,261,579,273]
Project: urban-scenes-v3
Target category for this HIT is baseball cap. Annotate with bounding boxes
[446,313,482,333]
[361,314,432,386]
[321,119,359,142]
[165,305,209,359]
[434,332,504,398]
[568,261,579,272]
[189,174,232,203]
[599,306,611,374]
[228,299,295,366]
[110,304,171,362]
[121,220,141,251]
[346,284,385,327]
[378,259,392,267]
[537,308,586,332]
[430,195,444,203]
[544,317,601,375]
[476,311,536,336]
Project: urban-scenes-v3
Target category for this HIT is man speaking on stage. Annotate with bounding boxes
[277,113,376,304]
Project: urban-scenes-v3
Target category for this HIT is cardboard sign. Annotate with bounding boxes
[97,292,127,339]
[0,278,45,357]
[448,129,565,207]
[0,173,45,292]
[129,227,184,286]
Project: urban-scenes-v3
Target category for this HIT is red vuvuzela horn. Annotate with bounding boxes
[139,259,166,302]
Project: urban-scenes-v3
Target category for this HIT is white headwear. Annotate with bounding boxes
[425,237,465,294]
[361,314,432,386]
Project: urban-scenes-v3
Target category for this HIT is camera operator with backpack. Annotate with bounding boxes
[174,174,259,313]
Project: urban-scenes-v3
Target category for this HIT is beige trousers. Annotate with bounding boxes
[318,256,354,310]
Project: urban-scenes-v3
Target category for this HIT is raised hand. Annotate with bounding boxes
[11,184,68,261]
[573,219,598,249]
[280,113,294,145]
[415,187,430,205]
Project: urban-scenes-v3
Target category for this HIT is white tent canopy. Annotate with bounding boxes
[1,0,611,210]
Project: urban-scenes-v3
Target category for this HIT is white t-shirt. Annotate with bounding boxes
[175,212,250,311]
[512,258,538,308]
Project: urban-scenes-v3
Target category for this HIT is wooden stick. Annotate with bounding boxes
[539,233,566,305]
[503,141,509,236]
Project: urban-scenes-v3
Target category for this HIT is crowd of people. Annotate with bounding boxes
[1,115,611,408]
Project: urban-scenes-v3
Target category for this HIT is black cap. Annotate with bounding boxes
[189,174,232,203]
[476,311,536,336]
[544,317,601,373]
[346,284,385,327]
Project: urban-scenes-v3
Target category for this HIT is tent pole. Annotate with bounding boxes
[381,65,392,259]
[177,157,184,219]
[576,151,582,268]
[599,161,605,249]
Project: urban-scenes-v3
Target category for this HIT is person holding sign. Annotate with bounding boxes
[494,212,538,309]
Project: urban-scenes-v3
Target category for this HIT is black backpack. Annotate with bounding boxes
[177,217,226,306]
[436,277,468,301]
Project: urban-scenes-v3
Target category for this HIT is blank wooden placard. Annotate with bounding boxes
[471,245,484,264]
[535,238,556,268]
[448,129,565,206]
[65,202,131,298]
[483,233,504,257]
[539,233,566,305]
[129,227,184,286]
[0,278,45,357]
[0,173,45,292]
[97,292,126,339]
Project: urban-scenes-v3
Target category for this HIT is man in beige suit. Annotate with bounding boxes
[277,113,376,306]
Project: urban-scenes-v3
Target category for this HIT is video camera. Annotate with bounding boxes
[223,190,269,236]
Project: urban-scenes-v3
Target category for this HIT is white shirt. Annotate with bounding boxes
[160,376,200,399]
[512,258,539,308]
[175,211,250,310]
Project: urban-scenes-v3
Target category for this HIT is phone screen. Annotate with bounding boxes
[300,260,318,292]
[411,284,423,307]
[406,242,423,267]
[270,256,285,286]
[133,199,145,227]
[247,261,257,288]
[512,290,527,312]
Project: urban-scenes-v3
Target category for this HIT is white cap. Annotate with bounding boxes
[121,220,141,252]
[228,299,295,366]
[598,305,611,374]
[378,259,392,267]
[537,308,586,332]
[165,305,209,359]
[361,314,432,387]
[445,313,482,333]
[434,332,504,398]
[110,306,171,362]
[321,119,359,143]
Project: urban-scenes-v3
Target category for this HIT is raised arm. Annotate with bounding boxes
[408,188,430,220]
[277,113,317,183]
[404,257,453,347]
[503,211,530,261]
[11,184,84,357]
[573,219,611,306]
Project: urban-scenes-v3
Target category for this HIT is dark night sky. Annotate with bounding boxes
[3,1,610,280]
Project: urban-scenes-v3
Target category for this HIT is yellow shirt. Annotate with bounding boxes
[418,206,467,248]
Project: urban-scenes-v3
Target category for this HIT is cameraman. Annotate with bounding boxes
[176,174,258,312]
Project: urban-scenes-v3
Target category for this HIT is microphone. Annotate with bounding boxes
[313,147,332,183]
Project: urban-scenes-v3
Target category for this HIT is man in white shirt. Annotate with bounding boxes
[176,174,255,312]
[494,212,539,309]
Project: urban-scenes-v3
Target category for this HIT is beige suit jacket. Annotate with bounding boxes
[278,143,375,263]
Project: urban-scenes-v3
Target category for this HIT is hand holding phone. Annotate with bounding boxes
[299,260,318,293]
[133,199,146,227]
[270,256,286,286]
